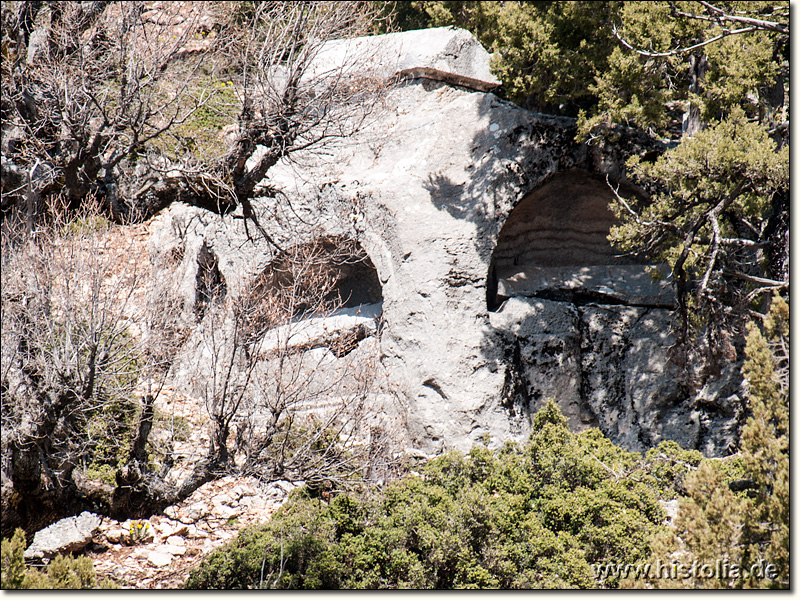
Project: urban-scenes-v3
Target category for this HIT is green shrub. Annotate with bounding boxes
[1,529,117,589]
[186,401,669,589]
[643,440,704,499]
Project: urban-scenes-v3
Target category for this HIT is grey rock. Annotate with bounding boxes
[24,511,102,560]
[258,303,381,355]
[148,28,742,458]
[659,499,681,524]
[307,26,501,92]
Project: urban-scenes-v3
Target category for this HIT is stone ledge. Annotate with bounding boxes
[306,26,501,92]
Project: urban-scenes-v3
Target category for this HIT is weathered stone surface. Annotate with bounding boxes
[307,26,501,92]
[258,303,381,355]
[24,511,101,560]
[489,297,743,454]
[659,499,680,524]
[148,27,743,458]
[496,264,674,308]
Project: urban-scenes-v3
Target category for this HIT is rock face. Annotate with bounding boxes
[150,27,744,458]
[24,511,102,561]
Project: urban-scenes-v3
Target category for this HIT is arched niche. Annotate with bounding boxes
[239,236,383,342]
[255,236,383,314]
[487,169,671,311]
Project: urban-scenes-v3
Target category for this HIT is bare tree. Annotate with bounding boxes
[1,0,396,536]
[1,1,387,240]
[0,200,167,534]
[1,2,214,224]
[196,236,397,496]
[1,210,398,535]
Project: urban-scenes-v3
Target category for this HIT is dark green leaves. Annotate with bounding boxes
[187,400,677,589]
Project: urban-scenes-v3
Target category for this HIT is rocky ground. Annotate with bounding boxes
[89,388,300,589]
[57,378,301,589]
[88,475,298,589]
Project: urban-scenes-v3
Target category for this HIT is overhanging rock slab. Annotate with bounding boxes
[306,26,501,92]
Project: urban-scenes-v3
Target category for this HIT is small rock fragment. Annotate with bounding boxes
[166,535,186,546]
[156,544,187,556]
[147,551,173,568]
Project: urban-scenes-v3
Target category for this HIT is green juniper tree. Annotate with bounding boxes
[1,528,117,589]
[378,2,788,137]
[607,109,788,367]
[634,295,788,589]
[186,400,699,589]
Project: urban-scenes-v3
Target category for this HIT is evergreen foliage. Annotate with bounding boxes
[378,1,788,137]
[0,529,117,589]
[609,108,788,359]
[186,401,710,589]
[631,295,789,589]
[186,331,790,590]
[377,1,788,362]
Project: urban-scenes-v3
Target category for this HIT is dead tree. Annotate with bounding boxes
[0,203,165,534]
[1,1,386,242]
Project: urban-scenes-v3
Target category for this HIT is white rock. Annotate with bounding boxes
[147,551,173,568]
[166,535,186,546]
[183,503,210,522]
[274,480,300,494]
[188,527,209,539]
[157,543,187,556]
[305,27,502,92]
[105,528,127,544]
[214,505,240,520]
[212,493,234,506]
[659,499,680,523]
[24,511,102,560]
[162,523,190,538]
[133,548,150,560]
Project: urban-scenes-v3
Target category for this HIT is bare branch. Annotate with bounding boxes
[694,1,788,34]
[697,210,722,298]
[611,21,757,58]
[606,175,680,231]
[723,271,788,288]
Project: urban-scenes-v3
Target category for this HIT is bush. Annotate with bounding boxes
[1,529,117,589]
[186,401,669,589]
